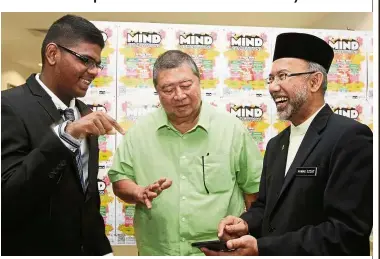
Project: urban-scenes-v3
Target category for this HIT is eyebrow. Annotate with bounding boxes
[268,69,290,76]
[161,79,192,89]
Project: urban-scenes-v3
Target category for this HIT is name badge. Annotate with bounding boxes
[296,167,317,177]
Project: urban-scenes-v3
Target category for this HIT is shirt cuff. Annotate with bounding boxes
[53,121,81,152]
[242,182,260,194]
[108,172,131,183]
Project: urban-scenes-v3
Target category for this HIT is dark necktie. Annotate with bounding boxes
[60,108,86,191]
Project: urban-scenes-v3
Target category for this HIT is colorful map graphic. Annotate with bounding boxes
[176,30,220,90]
[324,35,366,95]
[224,32,271,92]
[119,29,167,88]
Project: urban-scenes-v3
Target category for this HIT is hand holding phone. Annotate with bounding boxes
[218,215,249,241]
[191,240,235,252]
[198,235,259,256]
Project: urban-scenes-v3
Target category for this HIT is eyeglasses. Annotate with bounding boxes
[57,44,104,70]
[265,71,317,85]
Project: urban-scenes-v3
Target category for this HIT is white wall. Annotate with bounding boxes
[356,14,373,30]
[1,61,34,91]
[311,13,372,31]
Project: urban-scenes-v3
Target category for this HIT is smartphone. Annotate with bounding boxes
[191,240,233,252]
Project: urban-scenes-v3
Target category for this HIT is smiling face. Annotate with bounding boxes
[53,41,102,101]
[269,58,311,121]
[155,62,201,122]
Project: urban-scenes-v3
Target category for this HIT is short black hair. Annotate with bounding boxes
[41,14,105,65]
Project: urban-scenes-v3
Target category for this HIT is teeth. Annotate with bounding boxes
[81,78,91,85]
[275,97,288,103]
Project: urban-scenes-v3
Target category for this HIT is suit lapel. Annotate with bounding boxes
[266,128,290,217]
[271,105,333,213]
[279,128,321,195]
[76,100,98,200]
[28,75,100,197]
[28,75,86,193]
[27,75,62,123]
[86,136,99,200]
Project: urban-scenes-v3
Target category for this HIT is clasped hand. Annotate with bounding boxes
[201,215,259,256]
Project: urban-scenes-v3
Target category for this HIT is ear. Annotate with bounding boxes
[309,72,324,93]
[44,43,59,66]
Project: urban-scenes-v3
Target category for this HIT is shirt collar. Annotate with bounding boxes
[290,103,326,136]
[35,73,76,110]
[155,101,211,133]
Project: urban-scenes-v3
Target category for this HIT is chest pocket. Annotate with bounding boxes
[200,154,234,193]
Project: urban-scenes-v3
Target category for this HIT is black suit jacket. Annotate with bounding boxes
[1,74,112,255]
[241,105,373,255]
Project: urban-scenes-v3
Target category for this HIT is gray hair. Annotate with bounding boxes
[152,50,200,88]
[307,61,328,94]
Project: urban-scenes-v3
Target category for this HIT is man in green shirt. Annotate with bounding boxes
[108,50,263,255]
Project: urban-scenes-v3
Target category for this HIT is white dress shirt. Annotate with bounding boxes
[285,104,326,176]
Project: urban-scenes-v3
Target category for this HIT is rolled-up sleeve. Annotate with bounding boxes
[108,129,136,183]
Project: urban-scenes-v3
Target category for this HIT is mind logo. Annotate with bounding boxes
[334,107,359,119]
[126,31,161,45]
[98,180,106,195]
[229,105,263,121]
[179,33,213,46]
[329,38,360,52]
[230,34,263,50]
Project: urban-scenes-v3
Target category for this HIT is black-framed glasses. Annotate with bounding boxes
[57,44,104,70]
[265,71,317,85]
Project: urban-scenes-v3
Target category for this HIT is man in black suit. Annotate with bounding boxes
[1,14,124,255]
[201,32,373,256]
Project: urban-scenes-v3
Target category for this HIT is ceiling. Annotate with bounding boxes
[1,12,373,74]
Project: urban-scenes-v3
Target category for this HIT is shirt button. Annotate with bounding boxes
[181,217,185,222]
[181,156,186,159]
[181,238,185,242]
[182,196,186,200]
[181,176,186,180]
